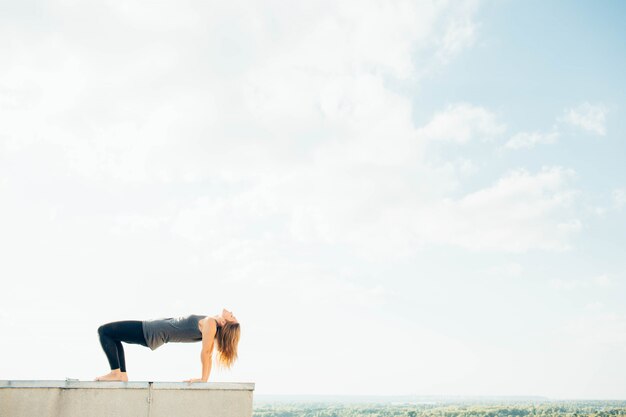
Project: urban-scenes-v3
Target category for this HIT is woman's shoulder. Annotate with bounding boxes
[198,316,218,333]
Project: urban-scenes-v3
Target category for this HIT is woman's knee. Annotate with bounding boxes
[98,324,110,337]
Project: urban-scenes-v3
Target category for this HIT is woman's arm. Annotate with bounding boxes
[185,318,216,383]
[200,348,212,381]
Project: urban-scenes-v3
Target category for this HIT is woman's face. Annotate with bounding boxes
[222,308,238,324]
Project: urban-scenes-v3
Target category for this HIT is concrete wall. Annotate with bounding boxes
[0,380,254,417]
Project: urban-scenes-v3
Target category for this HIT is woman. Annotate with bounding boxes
[95,308,240,382]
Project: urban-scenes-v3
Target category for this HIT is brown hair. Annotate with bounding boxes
[215,322,240,369]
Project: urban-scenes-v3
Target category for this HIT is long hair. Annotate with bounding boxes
[215,322,240,369]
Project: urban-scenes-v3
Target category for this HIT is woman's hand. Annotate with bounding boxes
[184,378,207,383]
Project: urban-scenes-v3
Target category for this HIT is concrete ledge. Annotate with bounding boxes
[0,380,255,417]
[0,380,255,390]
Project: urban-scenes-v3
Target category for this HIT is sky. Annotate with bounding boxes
[1,0,626,400]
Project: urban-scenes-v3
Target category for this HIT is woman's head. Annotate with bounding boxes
[221,308,238,324]
[215,309,240,369]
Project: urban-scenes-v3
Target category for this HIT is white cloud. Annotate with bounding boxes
[166,164,580,260]
[486,262,523,278]
[505,101,607,151]
[0,0,583,262]
[418,103,506,143]
[584,301,605,311]
[438,17,477,63]
[562,102,608,136]
[505,130,559,150]
[593,274,612,287]
[111,214,170,235]
[590,188,626,216]
[563,310,626,346]
[549,274,612,290]
[1,0,504,267]
[0,0,483,186]
[613,188,626,209]
[412,167,580,252]
[501,101,608,153]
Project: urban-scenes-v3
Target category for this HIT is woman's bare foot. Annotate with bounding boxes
[95,369,128,382]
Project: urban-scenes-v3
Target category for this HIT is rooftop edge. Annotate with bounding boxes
[0,380,255,390]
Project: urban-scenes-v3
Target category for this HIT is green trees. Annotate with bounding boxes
[253,401,626,417]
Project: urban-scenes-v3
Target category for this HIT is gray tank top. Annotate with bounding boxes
[142,314,206,350]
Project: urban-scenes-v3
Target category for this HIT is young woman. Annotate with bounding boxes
[95,309,240,382]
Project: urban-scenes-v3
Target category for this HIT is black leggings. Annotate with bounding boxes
[98,321,148,372]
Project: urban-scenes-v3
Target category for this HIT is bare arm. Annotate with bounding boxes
[185,318,216,383]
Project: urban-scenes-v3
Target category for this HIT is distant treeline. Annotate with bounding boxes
[254,402,626,417]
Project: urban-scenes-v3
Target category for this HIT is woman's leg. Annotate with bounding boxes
[96,320,147,381]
